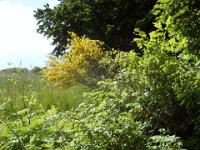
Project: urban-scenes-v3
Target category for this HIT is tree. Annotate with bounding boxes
[34,0,157,56]
[31,66,42,74]
[153,0,200,57]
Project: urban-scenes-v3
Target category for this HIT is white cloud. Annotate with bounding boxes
[45,0,59,7]
[0,1,55,69]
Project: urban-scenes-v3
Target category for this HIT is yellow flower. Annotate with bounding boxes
[43,32,105,88]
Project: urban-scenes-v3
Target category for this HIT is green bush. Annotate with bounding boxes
[31,66,42,74]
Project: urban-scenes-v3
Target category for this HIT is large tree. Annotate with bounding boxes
[34,0,157,56]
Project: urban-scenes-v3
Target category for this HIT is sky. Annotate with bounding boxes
[0,0,59,69]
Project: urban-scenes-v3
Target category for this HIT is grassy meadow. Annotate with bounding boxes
[0,67,88,114]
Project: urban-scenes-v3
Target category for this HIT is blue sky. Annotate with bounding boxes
[4,0,58,8]
[0,0,59,69]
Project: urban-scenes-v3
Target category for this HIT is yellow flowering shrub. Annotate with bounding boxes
[43,33,105,87]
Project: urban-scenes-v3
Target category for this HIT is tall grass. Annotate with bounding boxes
[36,83,88,111]
[0,68,89,114]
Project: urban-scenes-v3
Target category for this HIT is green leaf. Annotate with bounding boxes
[154,22,162,30]
[0,99,11,110]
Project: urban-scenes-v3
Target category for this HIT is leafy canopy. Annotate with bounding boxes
[34,0,157,56]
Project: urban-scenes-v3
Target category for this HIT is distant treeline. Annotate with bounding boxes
[0,66,43,74]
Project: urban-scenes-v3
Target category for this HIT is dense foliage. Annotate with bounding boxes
[34,0,157,55]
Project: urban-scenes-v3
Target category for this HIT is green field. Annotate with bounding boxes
[0,68,89,114]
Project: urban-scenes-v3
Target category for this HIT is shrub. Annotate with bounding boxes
[31,66,42,74]
[43,33,106,88]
